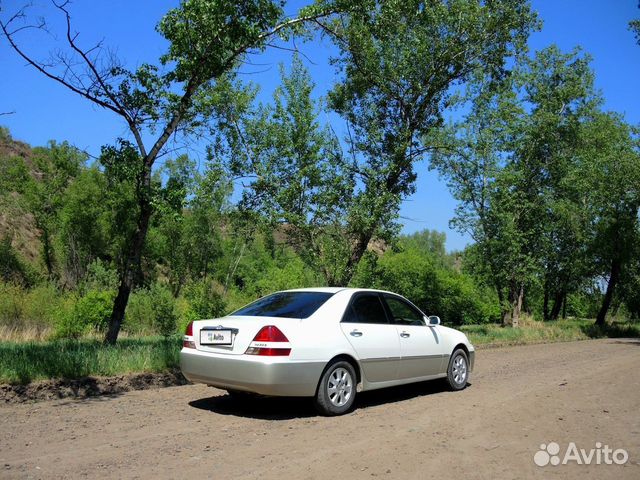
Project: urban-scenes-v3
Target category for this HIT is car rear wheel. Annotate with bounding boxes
[445,348,469,391]
[314,360,357,416]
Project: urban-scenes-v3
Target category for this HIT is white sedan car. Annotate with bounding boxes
[180,288,475,415]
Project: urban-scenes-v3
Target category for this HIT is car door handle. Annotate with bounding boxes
[350,329,363,337]
[400,331,410,338]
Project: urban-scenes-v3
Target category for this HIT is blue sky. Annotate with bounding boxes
[1,0,639,251]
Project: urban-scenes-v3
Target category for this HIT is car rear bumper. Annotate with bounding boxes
[180,348,325,397]
[468,349,475,372]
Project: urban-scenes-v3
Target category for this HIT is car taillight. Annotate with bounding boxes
[252,325,289,342]
[183,321,195,349]
[245,325,291,356]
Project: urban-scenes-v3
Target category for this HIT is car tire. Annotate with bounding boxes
[445,348,469,391]
[314,360,357,416]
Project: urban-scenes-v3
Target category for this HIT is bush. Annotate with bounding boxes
[23,283,65,327]
[0,282,26,327]
[125,283,179,337]
[149,283,177,338]
[55,290,114,339]
[433,270,500,325]
[125,288,156,335]
[84,259,119,291]
[0,236,37,287]
[361,247,501,326]
[183,279,226,319]
[252,256,318,296]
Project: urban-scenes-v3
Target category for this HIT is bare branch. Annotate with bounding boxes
[0,111,16,116]
[0,8,124,117]
[52,1,127,117]
[264,41,318,65]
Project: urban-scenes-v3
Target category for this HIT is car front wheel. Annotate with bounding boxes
[314,360,357,416]
[445,349,469,391]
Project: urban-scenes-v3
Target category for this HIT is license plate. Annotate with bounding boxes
[200,329,232,345]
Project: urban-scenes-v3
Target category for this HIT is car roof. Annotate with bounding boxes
[281,287,398,295]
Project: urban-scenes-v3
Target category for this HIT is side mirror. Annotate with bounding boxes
[427,315,441,326]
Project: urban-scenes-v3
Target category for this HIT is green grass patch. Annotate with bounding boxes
[0,336,181,384]
[461,318,640,347]
[1,319,639,385]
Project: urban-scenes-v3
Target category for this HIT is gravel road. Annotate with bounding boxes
[1,338,639,479]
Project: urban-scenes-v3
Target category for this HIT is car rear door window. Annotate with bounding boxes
[343,294,389,324]
[383,295,425,326]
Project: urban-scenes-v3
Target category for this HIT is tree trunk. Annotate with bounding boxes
[503,281,524,327]
[562,291,567,319]
[595,258,621,326]
[549,289,564,320]
[104,168,153,345]
[41,227,54,279]
[336,231,372,287]
[543,282,550,321]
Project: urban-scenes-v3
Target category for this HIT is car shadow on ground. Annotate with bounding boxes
[189,379,469,420]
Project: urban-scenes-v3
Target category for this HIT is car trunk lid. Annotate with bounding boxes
[194,316,295,355]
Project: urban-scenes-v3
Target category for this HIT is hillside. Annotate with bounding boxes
[0,128,41,264]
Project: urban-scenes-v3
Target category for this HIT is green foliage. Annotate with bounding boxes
[460,318,640,347]
[182,279,226,320]
[253,255,320,295]
[0,150,30,195]
[149,283,178,338]
[322,0,538,284]
[352,233,500,325]
[0,281,69,334]
[55,290,115,339]
[57,167,113,287]
[429,45,627,324]
[226,54,353,286]
[0,236,36,287]
[630,15,640,46]
[0,126,11,142]
[83,260,120,292]
[0,0,638,350]
[24,141,88,278]
[0,282,27,328]
[158,0,284,82]
[123,284,179,337]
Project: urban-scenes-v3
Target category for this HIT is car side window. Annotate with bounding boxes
[384,296,425,326]
[342,294,389,324]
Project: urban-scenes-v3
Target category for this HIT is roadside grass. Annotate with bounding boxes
[461,317,640,348]
[1,319,639,385]
[0,336,181,384]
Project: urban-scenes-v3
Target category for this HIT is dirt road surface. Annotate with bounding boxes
[1,338,639,479]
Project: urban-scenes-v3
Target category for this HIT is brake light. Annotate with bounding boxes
[183,321,195,349]
[245,325,290,356]
[252,325,289,342]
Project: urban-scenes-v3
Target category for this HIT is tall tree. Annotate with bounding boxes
[321,0,538,285]
[578,113,640,325]
[430,72,520,322]
[1,0,337,343]
[25,142,86,280]
[511,46,600,322]
[227,54,354,285]
[431,46,601,325]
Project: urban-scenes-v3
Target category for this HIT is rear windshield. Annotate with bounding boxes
[231,291,334,319]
